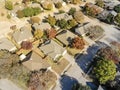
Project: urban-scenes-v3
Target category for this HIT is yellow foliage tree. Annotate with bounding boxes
[34,29,43,40]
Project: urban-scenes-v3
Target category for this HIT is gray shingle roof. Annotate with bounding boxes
[0,37,15,51]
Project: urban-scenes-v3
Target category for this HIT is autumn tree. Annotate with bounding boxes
[93,59,116,84]
[34,29,44,40]
[46,15,56,26]
[47,28,57,39]
[71,37,85,50]
[96,43,120,64]
[30,16,40,24]
[21,41,33,50]
[74,11,84,23]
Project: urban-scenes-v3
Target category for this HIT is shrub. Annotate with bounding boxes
[5,0,13,10]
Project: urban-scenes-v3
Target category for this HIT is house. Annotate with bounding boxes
[56,30,76,46]
[32,23,51,30]
[39,40,66,60]
[23,52,50,71]
[75,23,92,36]
[85,3,103,15]
[54,13,73,21]
[0,37,16,51]
[104,1,117,10]
[97,10,109,20]
[12,26,33,44]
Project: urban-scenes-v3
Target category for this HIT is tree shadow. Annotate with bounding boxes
[60,75,78,90]
[75,42,108,74]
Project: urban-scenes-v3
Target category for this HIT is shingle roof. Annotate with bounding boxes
[32,23,51,30]
[12,26,33,43]
[0,37,15,51]
[56,30,76,45]
[39,40,65,59]
[23,52,50,71]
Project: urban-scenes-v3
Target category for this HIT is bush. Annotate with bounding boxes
[5,0,13,10]
[55,2,62,9]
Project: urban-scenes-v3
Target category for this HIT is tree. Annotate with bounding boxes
[42,2,53,10]
[114,13,120,26]
[47,28,57,39]
[22,7,34,17]
[68,19,77,28]
[32,7,41,16]
[95,0,104,8]
[71,37,85,50]
[21,41,33,50]
[16,10,24,18]
[72,83,91,90]
[68,7,76,15]
[71,0,80,4]
[57,19,69,29]
[46,15,56,26]
[34,29,44,40]
[5,0,13,10]
[55,2,62,9]
[114,4,120,13]
[106,13,114,24]
[93,59,116,84]
[96,46,120,64]
[74,11,84,23]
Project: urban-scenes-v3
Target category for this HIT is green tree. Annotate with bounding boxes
[114,13,120,26]
[68,7,76,15]
[22,7,34,17]
[46,15,56,26]
[106,13,114,24]
[5,0,13,10]
[114,4,120,13]
[72,83,91,90]
[93,59,116,84]
[95,0,104,8]
[55,2,62,9]
[32,7,41,15]
[57,19,69,29]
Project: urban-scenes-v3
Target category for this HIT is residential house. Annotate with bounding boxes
[0,37,16,51]
[56,30,76,46]
[54,13,73,21]
[97,10,109,20]
[104,1,118,10]
[32,23,51,30]
[12,26,33,44]
[75,23,92,36]
[23,51,50,71]
[39,40,66,60]
[85,3,103,16]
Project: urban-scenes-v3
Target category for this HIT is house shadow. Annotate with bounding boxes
[74,42,108,74]
[60,75,78,90]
